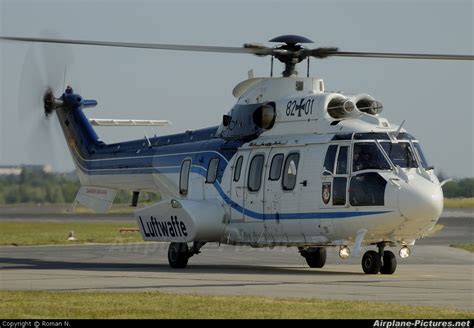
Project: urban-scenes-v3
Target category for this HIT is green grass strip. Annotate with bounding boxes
[450,243,474,253]
[1,291,472,319]
[0,221,143,246]
[443,198,474,208]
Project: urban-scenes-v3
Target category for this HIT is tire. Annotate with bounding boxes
[304,247,327,268]
[168,242,189,269]
[380,250,397,274]
[361,250,382,274]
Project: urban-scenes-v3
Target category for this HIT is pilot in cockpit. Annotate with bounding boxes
[354,147,378,171]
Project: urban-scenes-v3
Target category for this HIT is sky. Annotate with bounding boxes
[0,0,472,178]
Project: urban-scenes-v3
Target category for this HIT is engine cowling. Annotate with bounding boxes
[355,95,383,115]
[327,97,356,119]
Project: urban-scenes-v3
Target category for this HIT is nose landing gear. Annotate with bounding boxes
[361,242,397,274]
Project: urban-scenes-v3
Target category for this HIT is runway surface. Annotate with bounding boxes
[1,210,473,310]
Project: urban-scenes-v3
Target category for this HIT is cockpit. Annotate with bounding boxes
[329,132,431,172]
[322,132,433,207]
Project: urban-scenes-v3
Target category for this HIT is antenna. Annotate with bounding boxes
[270,56,274,77]
[395,120,406,138]
[306,57,310,77]
[144,135,151,147]
[248,69,254,79]
[62,64,67,90]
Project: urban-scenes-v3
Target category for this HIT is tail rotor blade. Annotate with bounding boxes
[17,31,75,171]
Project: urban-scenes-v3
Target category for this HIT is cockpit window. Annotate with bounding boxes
[380,142,418,168]
[413,142,431,169]
[396,133,416,141]
[353,143,391,172]
[350,173,386,206]
[332,133,353,141]
[336,146,349,174]
[354,132,390,140]
[323,145,338,175]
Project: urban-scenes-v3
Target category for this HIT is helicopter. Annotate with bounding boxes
[1,34,473,274]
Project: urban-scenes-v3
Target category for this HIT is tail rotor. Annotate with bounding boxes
[17,31,74,170]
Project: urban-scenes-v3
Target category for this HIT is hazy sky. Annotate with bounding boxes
[1,0,472,177]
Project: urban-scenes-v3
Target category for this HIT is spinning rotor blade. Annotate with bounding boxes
[0,36,274,56]
[3,34,472,80]
[17,32,74,169]
[2,35,473,61]
[0,36,474,60]
[320,50,474,61]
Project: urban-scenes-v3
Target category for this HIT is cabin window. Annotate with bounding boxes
[206,158,219,183]
[233,156,243,182]
[349,173,386,206]
[336,146,349,175]
[248,155,264,192]
[332,177,347,205]
[323,145,337,175]
[282,153,299,191]
[179,159,191,195]
[269,153,284,181]
[353,143,391,172]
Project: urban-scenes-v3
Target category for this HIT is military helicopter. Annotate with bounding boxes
[1,34,473,274]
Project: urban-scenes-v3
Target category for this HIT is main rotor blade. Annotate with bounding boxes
[0,36,274,55]
[327,51,474,61]
[4,36,471,61]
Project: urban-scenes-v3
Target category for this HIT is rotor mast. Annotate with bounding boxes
[269,35,314,77]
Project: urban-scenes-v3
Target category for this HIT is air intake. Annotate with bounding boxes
[356,96,383,115]
[327,97,355,119]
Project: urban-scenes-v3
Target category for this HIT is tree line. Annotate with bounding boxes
[0,169,159,205]
[442,178,474,198]
[0,169,472,205]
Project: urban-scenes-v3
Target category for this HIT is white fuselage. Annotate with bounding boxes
[73,77,443,249]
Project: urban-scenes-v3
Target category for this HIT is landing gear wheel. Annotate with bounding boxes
[168,242,190,269]
[362,250,382,274]
[380,250,397,274]
[302,247,327,268]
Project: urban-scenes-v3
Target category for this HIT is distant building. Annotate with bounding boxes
[0,164,53,176]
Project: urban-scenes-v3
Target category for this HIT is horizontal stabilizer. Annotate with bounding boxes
[72,186,117,213]
[89,119,171,126]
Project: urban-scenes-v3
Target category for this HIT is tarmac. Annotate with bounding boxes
[0,209,472,310]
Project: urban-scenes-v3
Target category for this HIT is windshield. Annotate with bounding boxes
[353,143,391,172]
[413,142,431,169]
[380,142,418,168]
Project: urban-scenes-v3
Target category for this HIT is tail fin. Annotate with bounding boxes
[49,86,118,212]
[48,86,101,169]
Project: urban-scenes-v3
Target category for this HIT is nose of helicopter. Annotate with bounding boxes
[398,175,443,224]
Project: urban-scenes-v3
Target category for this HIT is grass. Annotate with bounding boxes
[0,221,143,246]
[444,197,474,208]
[450,243,474,253]
[1,291,472,319]
[0,203,137,214]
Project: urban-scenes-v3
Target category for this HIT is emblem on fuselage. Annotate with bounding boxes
[322,182,331,204]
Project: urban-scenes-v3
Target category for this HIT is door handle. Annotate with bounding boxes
[300,180,308,187]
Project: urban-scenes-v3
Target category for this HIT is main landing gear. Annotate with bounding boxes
[361,242,397,274]
[167,241,206,269]
[299,247,327,268]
